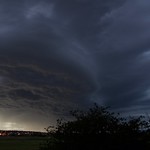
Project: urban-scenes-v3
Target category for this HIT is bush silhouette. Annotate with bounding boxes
[40,104,150,150]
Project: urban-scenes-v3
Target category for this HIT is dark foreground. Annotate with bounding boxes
[0,136,46,150]
[40,104,150,150]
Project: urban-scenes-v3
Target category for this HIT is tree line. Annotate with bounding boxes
[40,104,150,150]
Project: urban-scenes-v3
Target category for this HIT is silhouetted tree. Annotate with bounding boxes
[40,104,150,150]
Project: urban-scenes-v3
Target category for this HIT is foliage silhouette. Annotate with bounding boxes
[40,104,150,150]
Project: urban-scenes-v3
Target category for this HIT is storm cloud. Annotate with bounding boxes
[0,0,150,131]
[94,0,150,113]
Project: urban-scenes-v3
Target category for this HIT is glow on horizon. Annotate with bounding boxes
[0,121,47,132]
[0,122,25,131]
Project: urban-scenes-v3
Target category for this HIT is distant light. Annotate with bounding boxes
[0,122,25,130]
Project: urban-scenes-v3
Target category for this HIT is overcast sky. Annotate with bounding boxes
[0,0,150,131]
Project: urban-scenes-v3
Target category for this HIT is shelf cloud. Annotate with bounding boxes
[0,0,150,130]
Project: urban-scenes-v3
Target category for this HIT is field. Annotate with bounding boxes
[0,136,47,150]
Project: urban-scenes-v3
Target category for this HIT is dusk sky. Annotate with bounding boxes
[0,0,150,131]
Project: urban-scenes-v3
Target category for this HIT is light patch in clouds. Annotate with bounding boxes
[25,3,54,19]
[140,51,150,62]
[0,25,13,35]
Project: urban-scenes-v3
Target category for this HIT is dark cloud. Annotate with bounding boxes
[0,56,94,130]
[1,0,150,131]
[93,0,150,112]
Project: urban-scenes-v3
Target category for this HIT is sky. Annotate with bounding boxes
[0,0,150,131]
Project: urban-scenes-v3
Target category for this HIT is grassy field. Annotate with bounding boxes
[0,136,47,150]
